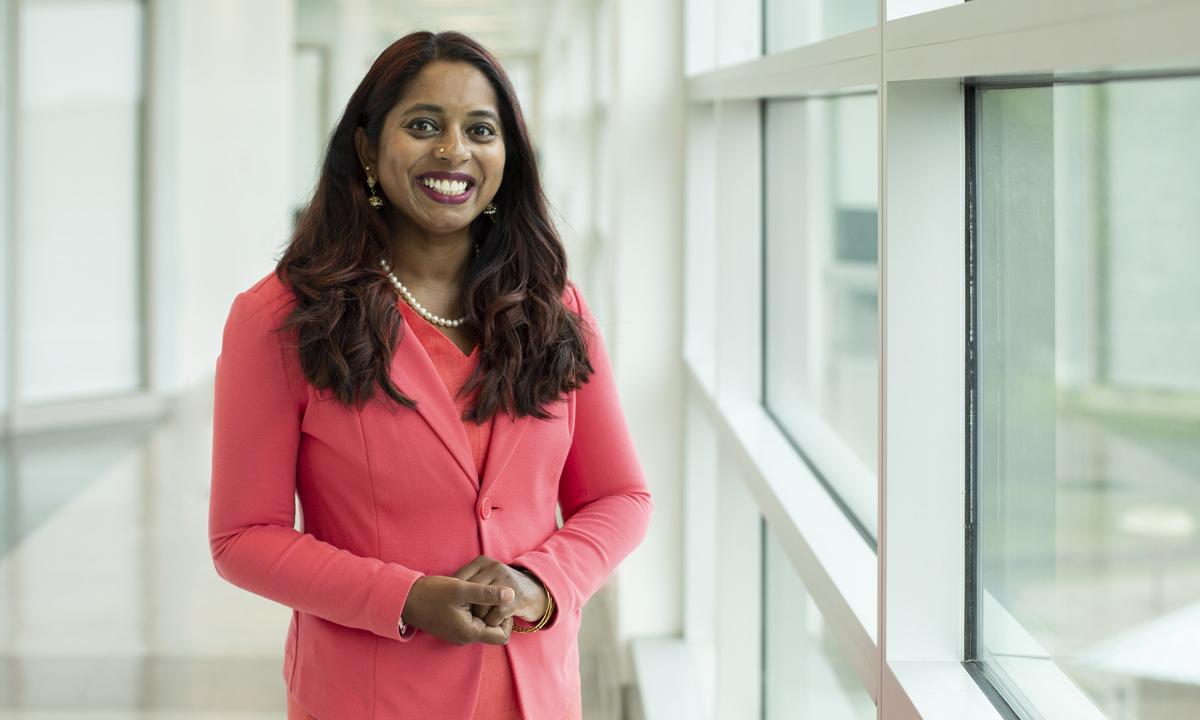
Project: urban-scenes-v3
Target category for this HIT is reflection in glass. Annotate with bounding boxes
[763,94,878,539]
[976,76,1200,720]
[764,520,874,719]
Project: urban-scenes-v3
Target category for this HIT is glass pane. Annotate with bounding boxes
[16,0,145,404]
[766,0,876,53]
[764,520,874,719]
[764,94,879,539]
[976,76,1200,720]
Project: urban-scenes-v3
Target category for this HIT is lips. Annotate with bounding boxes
[415,174,475,205]
[418,171,476,185]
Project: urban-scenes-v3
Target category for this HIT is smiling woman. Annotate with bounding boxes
[209,28,652,720]
[276,30,578,423]
[354,64,506,227]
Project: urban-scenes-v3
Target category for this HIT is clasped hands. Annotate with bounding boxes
[400,554,550,646]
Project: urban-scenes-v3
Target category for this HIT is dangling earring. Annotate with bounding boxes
[483,202,497,221]
[365,166,383,209]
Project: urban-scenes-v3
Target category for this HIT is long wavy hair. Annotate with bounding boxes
[276,30,593,422]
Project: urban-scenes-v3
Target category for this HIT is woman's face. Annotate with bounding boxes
[356,60,506,236]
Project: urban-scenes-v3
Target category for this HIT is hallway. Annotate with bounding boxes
[0,384,628,718]
[2,0,1198,718]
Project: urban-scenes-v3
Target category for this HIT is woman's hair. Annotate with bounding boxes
[276,30,592,421]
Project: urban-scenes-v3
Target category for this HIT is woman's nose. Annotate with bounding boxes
[437,129,470,162]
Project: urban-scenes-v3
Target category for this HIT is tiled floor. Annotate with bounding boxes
[0,383,624,719]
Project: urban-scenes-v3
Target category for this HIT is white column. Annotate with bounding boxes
[603,0,687,683]
[150,0,296,392]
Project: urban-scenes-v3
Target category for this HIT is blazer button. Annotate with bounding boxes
[478,496,492,520]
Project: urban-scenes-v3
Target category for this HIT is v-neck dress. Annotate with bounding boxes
[287,298,583,720]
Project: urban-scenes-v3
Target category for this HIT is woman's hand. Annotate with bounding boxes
[400,575,515,646]
[452,555,549,628]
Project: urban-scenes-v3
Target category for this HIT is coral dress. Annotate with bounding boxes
[287,298,583,720]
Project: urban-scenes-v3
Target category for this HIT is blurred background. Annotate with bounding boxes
[1,1,678,717]
[0,0,1198,719]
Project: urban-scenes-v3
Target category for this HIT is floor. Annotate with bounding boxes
[0,382,625,719]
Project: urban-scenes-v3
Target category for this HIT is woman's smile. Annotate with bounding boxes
[415,173,476,205]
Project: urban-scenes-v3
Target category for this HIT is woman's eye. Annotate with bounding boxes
[408,119,495,138]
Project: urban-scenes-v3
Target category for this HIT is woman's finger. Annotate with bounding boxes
[465,567,504,618]
[451,554,491,581]
[470,612,511,645]
[483,604,512,627]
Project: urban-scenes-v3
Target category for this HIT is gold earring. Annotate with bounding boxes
[365,166,383,209]
[483,202,497,220]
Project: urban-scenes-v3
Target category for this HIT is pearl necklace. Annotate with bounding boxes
[379,245,478,328]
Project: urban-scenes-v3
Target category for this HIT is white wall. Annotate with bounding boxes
[1,1,13,417]
[535,0,600,274]
[605,0,684,649]
[538,0,687,687]
[150,0,295,394]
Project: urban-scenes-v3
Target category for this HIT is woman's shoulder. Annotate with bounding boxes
[561,279,587,314]
[239,269,298,318]
[224,270,299,339]
[221,269,308,405]
[563,280,601,329]
[221,271,301,358]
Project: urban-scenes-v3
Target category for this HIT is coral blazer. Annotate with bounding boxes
[209,270,654,720]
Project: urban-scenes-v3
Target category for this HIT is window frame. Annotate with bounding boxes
[760,91,882,548]
[964,70,1200,720]
[3,0,160,435]
[681,0,1200,718]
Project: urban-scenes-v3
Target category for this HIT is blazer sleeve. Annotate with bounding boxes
[510,281,655,630]
[208,289,425,642]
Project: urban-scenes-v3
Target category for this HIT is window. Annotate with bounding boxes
[764,518,875,719]
[763,93,879,540]
[973,74,1200,719]
[765,0,876,53]
[16,0,146,404]
[681,0,1199,717]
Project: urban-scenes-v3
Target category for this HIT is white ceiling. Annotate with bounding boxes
[371,0,554,59]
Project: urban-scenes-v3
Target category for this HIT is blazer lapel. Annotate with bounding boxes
[479,405,530,499]
[390,315,479,492]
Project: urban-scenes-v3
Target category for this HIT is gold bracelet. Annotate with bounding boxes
[512,571,554,633]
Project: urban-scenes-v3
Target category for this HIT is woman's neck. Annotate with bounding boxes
[386,218,473,288]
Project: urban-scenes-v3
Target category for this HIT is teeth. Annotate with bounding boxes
[422,177,469,195]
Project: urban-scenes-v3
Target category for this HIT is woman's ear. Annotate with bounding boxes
[353,127,375,172]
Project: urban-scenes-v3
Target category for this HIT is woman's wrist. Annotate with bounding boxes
[510,566,538,619]
[512,566,553,632]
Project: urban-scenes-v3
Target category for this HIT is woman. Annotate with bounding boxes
[208,30,653,720]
